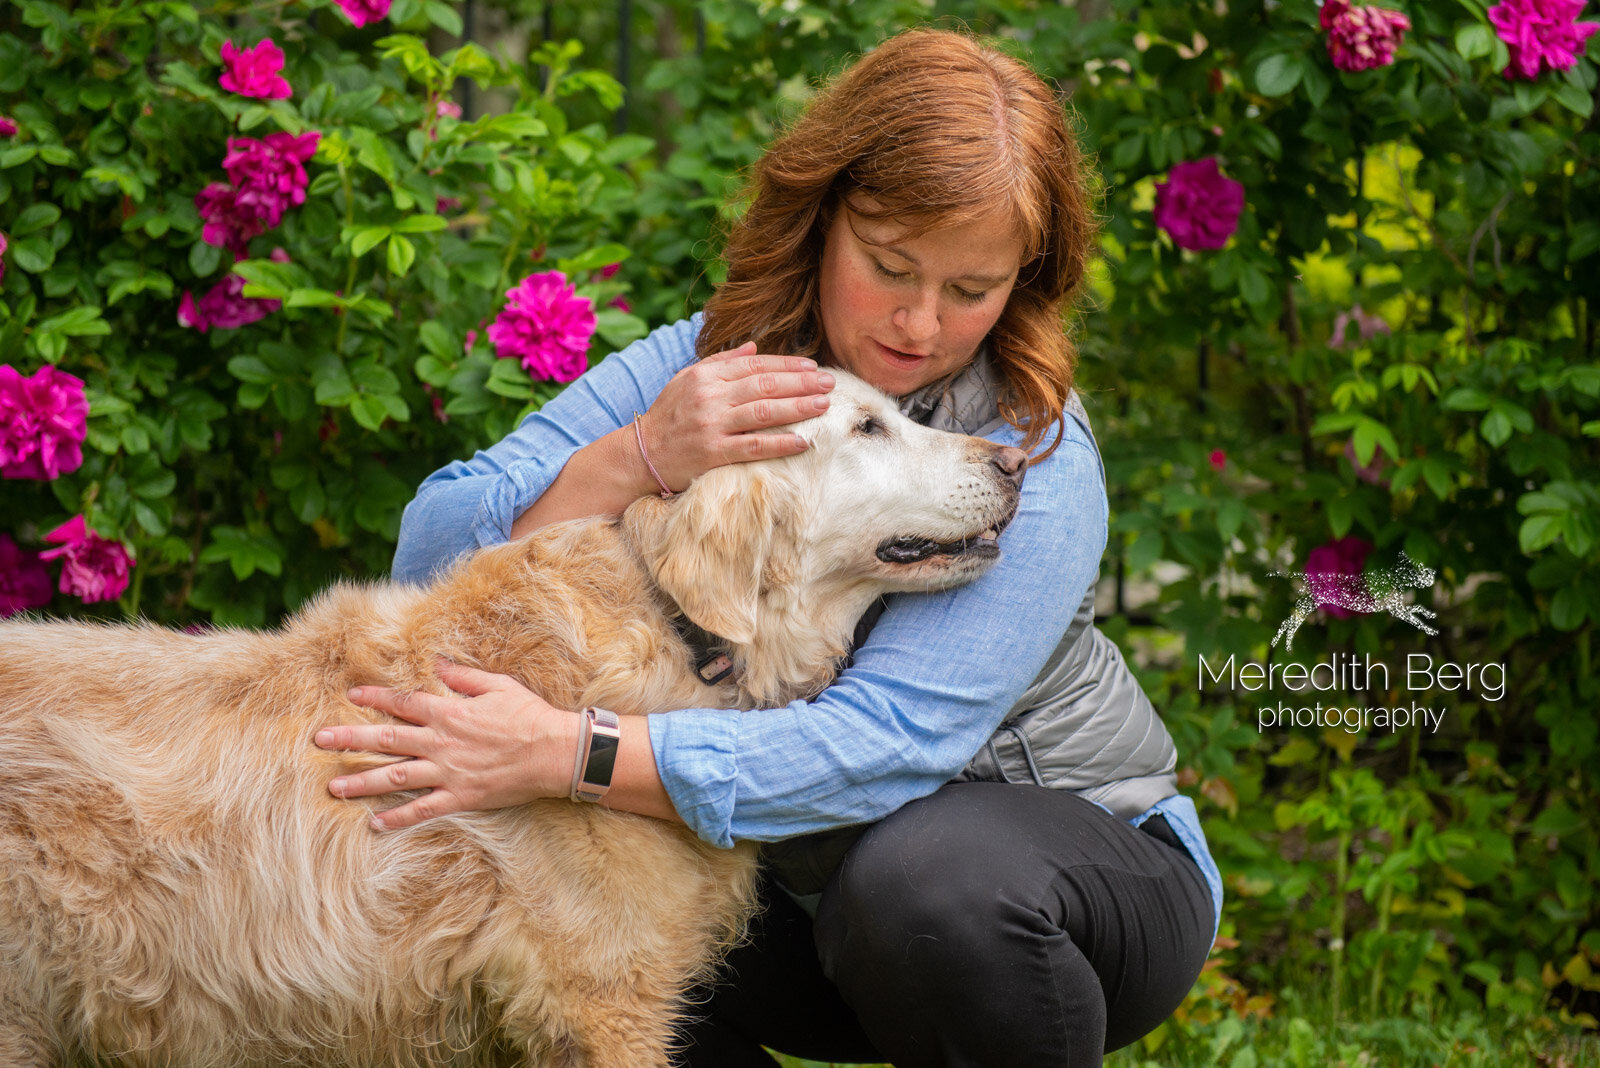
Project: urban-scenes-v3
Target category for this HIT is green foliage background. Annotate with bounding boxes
[3,0,1598,1062]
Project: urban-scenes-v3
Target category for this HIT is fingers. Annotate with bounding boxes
[327,756,441,800]
[433,658,506,697]
[370,791,461,831]
[315,719,429,757]
[346,684,446,726]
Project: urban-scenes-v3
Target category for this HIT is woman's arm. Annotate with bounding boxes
[392,316,833,583]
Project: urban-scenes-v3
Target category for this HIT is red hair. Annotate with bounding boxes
[698,28,1097,457]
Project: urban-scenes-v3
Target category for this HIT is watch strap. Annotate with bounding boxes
[572,706,621,803]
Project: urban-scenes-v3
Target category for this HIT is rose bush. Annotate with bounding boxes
[1,0,648,626]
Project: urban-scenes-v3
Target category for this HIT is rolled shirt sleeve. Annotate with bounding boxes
[391,315,704,585]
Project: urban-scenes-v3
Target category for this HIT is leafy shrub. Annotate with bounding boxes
[1,0,648,626]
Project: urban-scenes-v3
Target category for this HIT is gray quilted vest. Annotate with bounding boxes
[764,350,1179,896]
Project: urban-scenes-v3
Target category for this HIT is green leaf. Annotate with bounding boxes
[1518,513,1562,553]
[391,213,448,234]
[347,226,391,257]
[1253,53,1304,97]
[1481,408,1512,447]
[1455,23,1494,60]
[12,202,60,235]
[598,133,656,166]
[486,356,534,399]
[227,355,277,384]
[424,0,463,35]
[387,234,417,276]
[349,393,391,430]
[1552,79,1594,118]
[1443,387,1492,412]
[1550,586,1588,630]
[594,306,647,350]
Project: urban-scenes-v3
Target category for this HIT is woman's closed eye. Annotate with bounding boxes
[873,261,990,305]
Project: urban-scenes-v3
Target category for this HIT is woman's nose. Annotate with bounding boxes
[893,291,939,343]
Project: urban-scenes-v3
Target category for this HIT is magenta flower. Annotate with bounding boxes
[1153,158,1245,251]
[0,364,89,481]
[39,515,133,604]
[598,262,631,312]
[488,270,597,383]
[0,116,17,138]
[0,534,53,617]
[1320,0,1412,72]
[1330,304,1391,348]
[1208,449,1227,472]
[178,273,282,332]
[435,99,462,119]
[220,39,293,100]
[223,131,321,231]
[1488,0,1599,79]
[1305,536,1373,618]
[334,0,392,27]
[196,183,266,257]
[1343,440,1389,486]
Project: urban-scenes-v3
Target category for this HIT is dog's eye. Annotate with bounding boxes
[854,415,885,437]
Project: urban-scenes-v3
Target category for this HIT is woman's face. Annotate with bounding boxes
[817,202,1026,397]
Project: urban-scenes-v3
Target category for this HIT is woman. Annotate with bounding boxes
[317,28,1222,1067]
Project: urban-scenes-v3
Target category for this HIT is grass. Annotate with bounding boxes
[767,992,1600,1068]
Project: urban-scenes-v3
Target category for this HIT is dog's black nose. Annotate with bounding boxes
[992,446,1027,487]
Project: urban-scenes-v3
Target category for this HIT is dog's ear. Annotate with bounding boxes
[622,465,779,645]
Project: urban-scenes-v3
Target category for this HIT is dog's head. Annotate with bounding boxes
[622,371,1025,700]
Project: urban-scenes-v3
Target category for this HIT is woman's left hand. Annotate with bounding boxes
[315,659,580,830]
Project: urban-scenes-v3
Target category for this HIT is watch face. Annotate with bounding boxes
[582,728,620,792]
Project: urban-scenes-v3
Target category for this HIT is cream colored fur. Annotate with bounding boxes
[0,372,1023,1068]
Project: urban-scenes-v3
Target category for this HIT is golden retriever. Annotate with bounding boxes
[0,370,1025,1068]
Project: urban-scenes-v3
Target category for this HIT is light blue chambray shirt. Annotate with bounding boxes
[393,314,1223,938]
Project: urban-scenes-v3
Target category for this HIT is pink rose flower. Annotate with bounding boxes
[435,99,462,119]
[1153,158,1245,251]
[1330,304,1391,348]
[334,0,393,27]
[1343,440,1389,486]
[488,270,597,383]
[0,533,54,617]
[1319,0,1412,72]
[223,131,321,231]
[178,273,282,332]
[39,514,134,604]
[1488,0,1600,79]
[436,196,462,214]
[0,364,89,481]
[0,116,17,137]
[1305,536,1373,618]
[219,39,293,100]
[195,183,266,256]
[1208,449,1227,472]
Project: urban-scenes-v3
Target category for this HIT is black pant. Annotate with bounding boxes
[676,782,1215,1068]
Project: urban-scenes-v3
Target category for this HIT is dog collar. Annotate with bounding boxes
[670,615,738,686]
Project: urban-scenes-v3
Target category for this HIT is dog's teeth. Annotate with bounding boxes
[979,528,998,541]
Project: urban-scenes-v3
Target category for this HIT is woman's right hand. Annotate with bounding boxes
[635,341,835,493]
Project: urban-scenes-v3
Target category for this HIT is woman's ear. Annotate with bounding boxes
[621,466,776,645]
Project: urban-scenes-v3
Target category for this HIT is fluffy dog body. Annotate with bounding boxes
[0,373,1024,1067]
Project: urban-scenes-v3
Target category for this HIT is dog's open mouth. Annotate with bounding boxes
[875,513,1012,565]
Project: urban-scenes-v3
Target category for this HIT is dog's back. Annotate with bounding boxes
[0,524,757,1067]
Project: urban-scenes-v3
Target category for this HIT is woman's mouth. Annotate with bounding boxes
[873,340,930,368]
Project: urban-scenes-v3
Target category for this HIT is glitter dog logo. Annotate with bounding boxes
[1272,545,1438,652]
